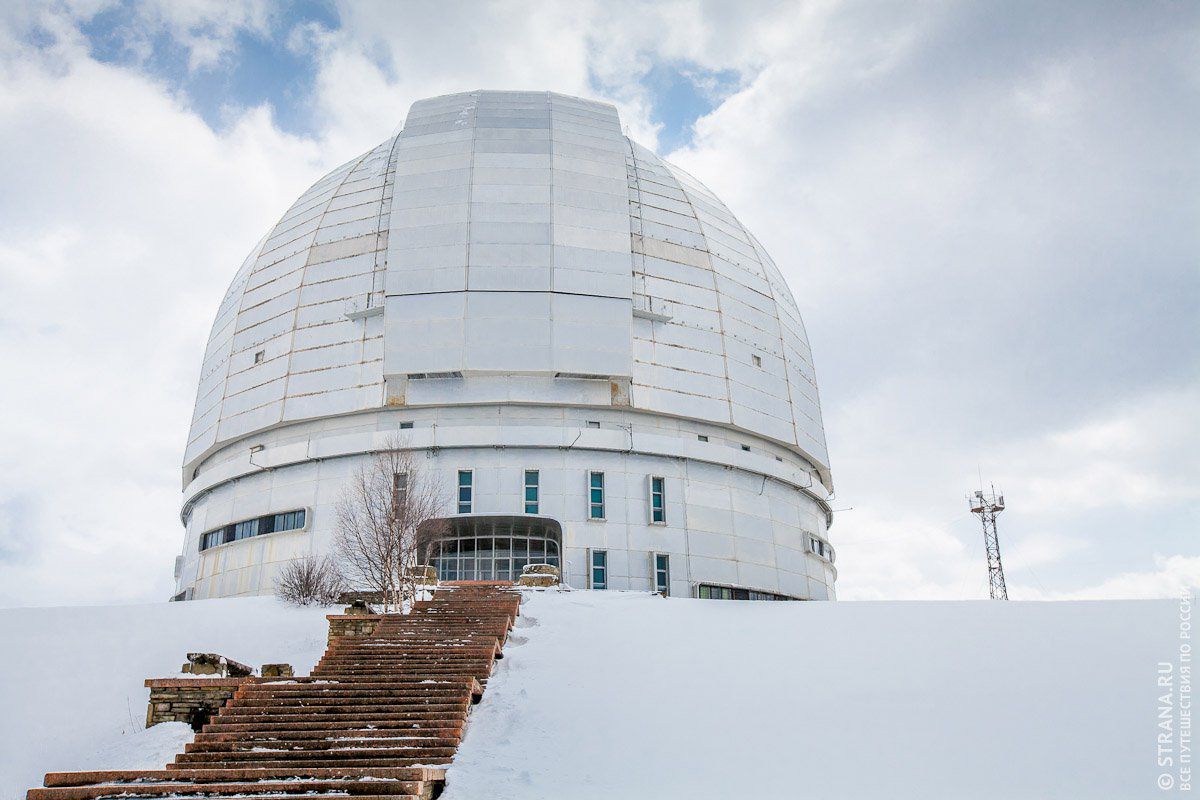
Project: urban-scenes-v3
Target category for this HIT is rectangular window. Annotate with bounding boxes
[809,537,832,560]
[752,353,762,367]
[649,476,665,523]
[588,471,605,519]
[457,470,473,514]
[697,434,708,442]
[524,469,539,514]
[398,421,414,429]
[591,549,608,589]
[200,510,306,553]
[654,553,670,595]
[741,444,751,452]
[586,420,601,429]
[697,583,792,601]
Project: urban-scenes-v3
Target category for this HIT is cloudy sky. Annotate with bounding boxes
[0,0,1196,607]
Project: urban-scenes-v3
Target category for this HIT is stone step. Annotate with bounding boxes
[210,712,467,725]
[206,711,468,726]
[168,759,449,771]
[196,728,462,742]
[242,680,474,691]
[185,737,460,753]
[35,794,420,800]
[252,676,481,687]
[201,720,464,734]
[41,768,444,787]
[230,692,469,705]
[174,747,458,763]
[225,695,468,705]
[28,779,425,799]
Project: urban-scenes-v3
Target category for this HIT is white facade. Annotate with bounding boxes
[176,90,836,601]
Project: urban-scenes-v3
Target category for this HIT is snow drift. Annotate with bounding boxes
[446,591,1180,800]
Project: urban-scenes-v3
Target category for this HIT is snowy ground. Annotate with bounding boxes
[446,591,1183,800]
[0,597,332,800]
[0,592,1182,800]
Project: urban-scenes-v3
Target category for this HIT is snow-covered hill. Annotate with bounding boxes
[0,592,1180,800]
[448,591,1179,800]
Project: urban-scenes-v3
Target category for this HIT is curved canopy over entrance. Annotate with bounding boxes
[422,515,562,583]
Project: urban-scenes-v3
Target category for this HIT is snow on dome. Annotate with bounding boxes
[176,91,835,602]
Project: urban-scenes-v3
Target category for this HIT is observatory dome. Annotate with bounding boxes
[177,90,835,602]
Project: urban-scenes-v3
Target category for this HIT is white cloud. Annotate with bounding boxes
[1015,555,1200,601]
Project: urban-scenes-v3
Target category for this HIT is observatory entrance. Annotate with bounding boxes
[425,515,562,583]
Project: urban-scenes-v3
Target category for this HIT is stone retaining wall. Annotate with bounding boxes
[144,678,250,730]
[327,614,383,642]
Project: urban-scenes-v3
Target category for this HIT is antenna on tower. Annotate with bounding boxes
[968,484,1009,600]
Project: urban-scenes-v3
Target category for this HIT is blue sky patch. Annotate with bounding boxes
[638,62,741,153]
[77,0,339,136]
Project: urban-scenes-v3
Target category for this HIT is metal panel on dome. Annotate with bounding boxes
[383,92,632,382]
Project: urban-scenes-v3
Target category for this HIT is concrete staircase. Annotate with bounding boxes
[27,584,521,800]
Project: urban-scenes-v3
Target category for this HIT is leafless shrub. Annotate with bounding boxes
[334,435,448,611]
[275,553,346,606]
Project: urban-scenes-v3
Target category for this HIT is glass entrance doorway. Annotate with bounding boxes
[425,515,562,582]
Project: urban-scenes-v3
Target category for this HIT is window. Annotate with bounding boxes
[588,471,605,519]
[654,553,670,595]
[649,476,665,523]
[393,472,409,510]
[398,421,414,430]
[253,350,265,364]
[586,420,601,429]
[457,470,473,514]
[697,583,794,601]
[524,470,539,514]
[269,509,305,533]
[232,518,258,541]
[697,434,708,442]
[752,354,762,367]
[809,536,833,561]
[431,519,561,582]
[199,509,306,552]
[591,549,608,589]
[741,444,751,452]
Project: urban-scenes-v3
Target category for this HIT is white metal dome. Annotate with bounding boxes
[184,90,830,486]
[177,90,836,603]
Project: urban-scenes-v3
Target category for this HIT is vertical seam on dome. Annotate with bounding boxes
[373,131,405,306]
[743,232,802,450]
[276,146,380,421]
[464,91,478,296]
[662,159,735,426]
[547,92,556,361]
[625,137,648,307]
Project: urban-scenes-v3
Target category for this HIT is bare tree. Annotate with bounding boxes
[333,435,448,611]
[275,554,346,606]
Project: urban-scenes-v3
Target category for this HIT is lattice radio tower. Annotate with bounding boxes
[969,486,1009,600]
